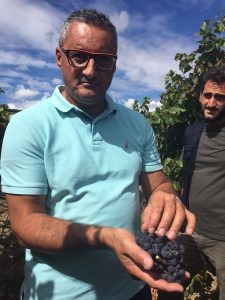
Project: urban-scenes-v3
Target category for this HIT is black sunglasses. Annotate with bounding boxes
[61,48,117,71]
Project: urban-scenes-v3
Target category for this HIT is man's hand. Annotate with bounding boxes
[105,227,188,292]
[141,191,195,239]
[139,170,196,240]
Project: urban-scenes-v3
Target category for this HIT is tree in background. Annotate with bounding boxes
[0,105,13,152]
[0,88,18,152]
[134,13,225,192]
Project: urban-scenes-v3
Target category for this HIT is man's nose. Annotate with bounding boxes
[207,96,217,106]
[83,58,97,77]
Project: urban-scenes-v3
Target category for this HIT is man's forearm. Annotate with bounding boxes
[12,212,114,251]
[140,170,176,201]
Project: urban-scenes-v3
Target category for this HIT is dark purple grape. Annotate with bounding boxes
[169,258,177,266]
[167,265,175,273]
[136,230,186,284]
[143,242,152,250]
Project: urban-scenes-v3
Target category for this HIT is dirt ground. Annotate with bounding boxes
[0,196,24,300]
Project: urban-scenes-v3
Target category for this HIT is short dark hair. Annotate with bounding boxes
[200,65,225,92]
[59,9,117,49]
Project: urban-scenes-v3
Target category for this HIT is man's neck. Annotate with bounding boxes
[61,87,107,118]
[80,102,107,118]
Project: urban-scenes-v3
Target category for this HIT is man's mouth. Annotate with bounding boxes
[205,107,219,114]
[81,81,98,89]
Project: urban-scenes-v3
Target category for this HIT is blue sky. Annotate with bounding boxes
[0,0,224,110]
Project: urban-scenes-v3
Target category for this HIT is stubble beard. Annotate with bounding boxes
[204,106,225,126]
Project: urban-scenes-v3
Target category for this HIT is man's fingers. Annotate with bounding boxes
[155,198,177,237]
[142,194,196,240]
[141,201,164,234]
[162,198,186,239]
[127,257,185,293]
[132,267,185,292]
[130,244,154,270]
[184,209,196,235]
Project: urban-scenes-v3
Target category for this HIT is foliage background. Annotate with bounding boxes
[133,14,225,193]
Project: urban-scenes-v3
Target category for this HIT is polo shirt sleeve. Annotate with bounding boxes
[1,115,48,195]
[142,121,162,172]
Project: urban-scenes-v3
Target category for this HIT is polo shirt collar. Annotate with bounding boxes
[50,86,117,118]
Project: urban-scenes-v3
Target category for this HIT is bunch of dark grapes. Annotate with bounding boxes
[136,230,186,284]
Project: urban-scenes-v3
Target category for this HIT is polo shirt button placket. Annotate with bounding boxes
[91,121,103,146]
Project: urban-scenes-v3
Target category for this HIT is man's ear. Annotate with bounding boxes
[199,92,202,104]
[56,47,62,68]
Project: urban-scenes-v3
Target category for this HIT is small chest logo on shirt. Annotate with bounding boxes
[124,140,128,149]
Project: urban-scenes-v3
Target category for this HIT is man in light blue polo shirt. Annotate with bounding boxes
[1,8,195,300]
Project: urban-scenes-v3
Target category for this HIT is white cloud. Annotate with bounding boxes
[0,51,56,69]
[110,76,149,97]
[123,98,161,111]
[111,11,129,33]
[127,12,173,37]
[8,88,52,110]
[148,100,162,112]
[26,78,53,91]
[7,103,17,109]
[0,69,31,80]
[8,100,40,110]
[124,98,135,109]
[41,92,52,100]
[0,68,56,108]
[0,0,64,52]
[14,85,40,100]
[116,18,194,92]
[52,78,63,85]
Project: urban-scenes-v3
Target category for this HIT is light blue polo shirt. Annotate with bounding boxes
[1,86,162,300]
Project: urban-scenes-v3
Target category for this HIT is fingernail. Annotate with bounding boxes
[157,228,165,236]
[167,230,176,240]
[143,258,152,270]
[148,227,155,234]
[186,227,194,235]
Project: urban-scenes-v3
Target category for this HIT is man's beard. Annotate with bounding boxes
[204,106,225,124]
